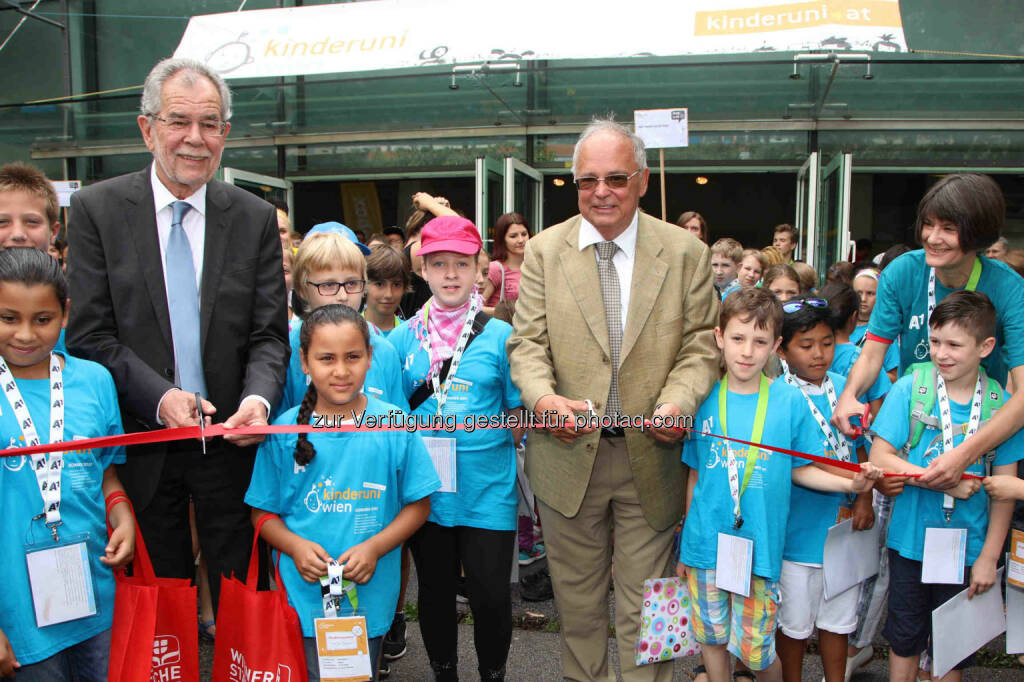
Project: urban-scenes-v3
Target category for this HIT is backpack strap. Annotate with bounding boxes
[904,361,937,455]
[408,311,492,412]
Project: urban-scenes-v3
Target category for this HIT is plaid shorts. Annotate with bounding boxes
[687,567,780,671]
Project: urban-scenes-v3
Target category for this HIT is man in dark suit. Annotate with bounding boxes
[67,58,289,606]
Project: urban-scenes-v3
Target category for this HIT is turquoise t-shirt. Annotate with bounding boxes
[850,324,899,374]
[867,250,1024,382]
[389,317,522,531]
[276,321,408,419]
[0,355,126,665]
[245,398,440,638]
[783,372,867,565]
[831,342,892,402]
[872,375,1024,565]
[680,379,822,582]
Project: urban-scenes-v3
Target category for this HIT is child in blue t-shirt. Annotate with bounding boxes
[0,248,133,680]
[677,287,879,681]
[276,227,407,418]
[246,305,439,682]
[388,215,523,681]
[773,295,873,682]
[869,290,1024,681]
[850,267,900,383]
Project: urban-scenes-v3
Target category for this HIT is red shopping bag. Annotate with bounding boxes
[108,502,199,682]
[212,514,309,682]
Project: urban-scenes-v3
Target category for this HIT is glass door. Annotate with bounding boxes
[816,153,853,281]
[475,157,505,249]
[503,157,544,234]
[221,167,294,214]
[794,152,818,267]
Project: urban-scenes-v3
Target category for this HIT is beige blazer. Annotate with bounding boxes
[507,212,720,530]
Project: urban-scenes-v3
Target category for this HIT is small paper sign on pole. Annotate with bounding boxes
[51,180,81,208]
[634,109,688,222]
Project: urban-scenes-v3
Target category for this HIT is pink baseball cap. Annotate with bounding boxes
[417,216,483,256]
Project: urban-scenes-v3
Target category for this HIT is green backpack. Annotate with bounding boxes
[903,361,1004,460]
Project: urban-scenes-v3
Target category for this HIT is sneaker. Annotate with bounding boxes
[383,612,407,660]
[378,659,391,678]
[518,543,546,566]
[519,568,554,602]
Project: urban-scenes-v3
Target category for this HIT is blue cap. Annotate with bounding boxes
[307,221,371,255]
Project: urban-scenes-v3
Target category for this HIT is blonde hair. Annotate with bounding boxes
[741,248,766,271]
[292,232,366,314]
[760,245,784,266]
[711,238,742,263]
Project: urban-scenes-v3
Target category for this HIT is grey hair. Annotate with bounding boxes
[994,236,1010,247]
[571,117,647,177]
[140,58,233,121]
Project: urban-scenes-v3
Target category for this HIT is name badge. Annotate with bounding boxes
[715,531,753,597]
[314,615,372,682]
[25,534,97,627]
[922,526,968,584]
[422,437,457,493]
[1007,528,1024,589]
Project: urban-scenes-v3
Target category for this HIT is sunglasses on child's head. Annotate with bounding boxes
[781,298,827,314]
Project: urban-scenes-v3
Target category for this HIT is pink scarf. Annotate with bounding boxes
[410,291,483,379]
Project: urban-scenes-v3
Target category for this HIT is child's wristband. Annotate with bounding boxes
[105,491,131,519]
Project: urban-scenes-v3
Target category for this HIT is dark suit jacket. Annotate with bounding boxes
[66,165,289,508]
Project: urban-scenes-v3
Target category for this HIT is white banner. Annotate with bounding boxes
[173,0,906,80]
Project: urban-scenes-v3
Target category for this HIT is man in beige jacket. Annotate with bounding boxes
[508,119,719,681]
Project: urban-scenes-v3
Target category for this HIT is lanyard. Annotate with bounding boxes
[719,374,770,529]
[927,258,981,326]
[783,373,852,463]
[0,354,65,540]
[420,295,480,416]
[934,371,984,520]
[324,560,359,616]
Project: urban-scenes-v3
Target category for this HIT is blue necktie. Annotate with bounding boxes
[165,201,207,397]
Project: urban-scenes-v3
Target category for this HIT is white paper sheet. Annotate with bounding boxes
[25,541,97,627]
[422,437,457,493]
[931,567,1005,678]
[715,532,753,597]
[1007,582,1024,654]
[823,519,882,600]
[922,526,967,584]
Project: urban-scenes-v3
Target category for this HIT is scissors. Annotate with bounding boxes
[195,392,206,455]
[849,402,873,440]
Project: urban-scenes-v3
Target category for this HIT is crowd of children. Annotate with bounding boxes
[1,159,1024,682]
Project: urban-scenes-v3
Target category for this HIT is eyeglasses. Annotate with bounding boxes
[150,115,228,138]
[781,298,828,314]
[573,169,643,191]
[306,279,366,296]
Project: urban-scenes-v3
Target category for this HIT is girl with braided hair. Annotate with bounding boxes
[245,304,440,681]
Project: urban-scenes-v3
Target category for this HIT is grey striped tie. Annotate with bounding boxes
[596,241,622,418]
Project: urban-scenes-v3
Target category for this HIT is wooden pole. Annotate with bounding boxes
[659,148,666,222]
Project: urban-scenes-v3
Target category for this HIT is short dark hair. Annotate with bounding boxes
[879,244,912,270]
[383,225,405,240]
[818,282,859,329]
[0,245,68,311]
[490,212,529,262]
[929,290,997,342]
[915,174,1005,253]
[773,223,798,242]
[780,295,833,349]
[366,244,410,288]
[720,286,783,338]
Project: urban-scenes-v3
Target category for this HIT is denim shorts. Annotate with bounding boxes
[3,628,110,682]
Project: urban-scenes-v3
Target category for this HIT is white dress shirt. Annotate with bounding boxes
[578,210,638,333]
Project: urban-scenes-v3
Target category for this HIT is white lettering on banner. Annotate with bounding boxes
[173,0,906,81]
[228,647,294,682]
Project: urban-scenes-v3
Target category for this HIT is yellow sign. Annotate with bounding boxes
[340,182,383,237]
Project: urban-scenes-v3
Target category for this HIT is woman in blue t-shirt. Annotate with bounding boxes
[834,173,1024,491]
[247,305,439,682]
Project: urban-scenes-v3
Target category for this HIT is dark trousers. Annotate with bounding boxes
[132,441,259,609]
[408,522,514,677]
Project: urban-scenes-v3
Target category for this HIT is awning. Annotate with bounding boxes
[172,0,907,80]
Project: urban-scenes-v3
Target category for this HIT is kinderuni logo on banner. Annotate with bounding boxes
[228,647,293,682]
